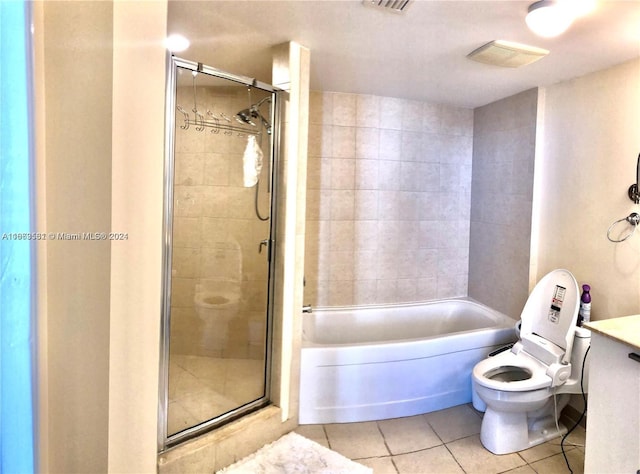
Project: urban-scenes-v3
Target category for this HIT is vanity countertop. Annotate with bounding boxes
[584,314,640,351]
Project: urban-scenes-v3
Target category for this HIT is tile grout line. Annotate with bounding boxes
[374,420,400,474]
[424,415,469,474]
[442,442,468,474]
[423,415,467,474]
[320,424,332,451]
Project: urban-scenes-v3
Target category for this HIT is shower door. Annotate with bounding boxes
[159,57,280,449]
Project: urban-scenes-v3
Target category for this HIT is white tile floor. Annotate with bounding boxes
[295,404,585,474]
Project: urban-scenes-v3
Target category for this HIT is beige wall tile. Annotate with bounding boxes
[330,159,355,189]
[400,100,424,132]
[356,94,380,128]
[309,90,333,125]
[355,159,379,190]
[306,91,473,307]
[332,92,357,126]
[331,126,356,158]
[355,127,379,159]
[354,190,379,220]
[308,124,332,157]
[329,189,355,220]
[379,129,402,160]
[379,97,403,130]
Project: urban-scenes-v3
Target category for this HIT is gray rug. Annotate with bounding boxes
[217,432,373,474]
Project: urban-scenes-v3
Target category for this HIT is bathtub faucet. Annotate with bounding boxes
[302,305,313,314]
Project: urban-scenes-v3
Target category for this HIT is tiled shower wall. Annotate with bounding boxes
[304,91,474,307]
[468,89,538,318]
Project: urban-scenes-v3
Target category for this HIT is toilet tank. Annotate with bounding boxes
[566,326,591,389]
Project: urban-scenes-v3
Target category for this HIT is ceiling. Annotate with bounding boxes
[168,0,640,108]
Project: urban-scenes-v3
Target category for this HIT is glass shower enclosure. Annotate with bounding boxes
[158,56,280,449]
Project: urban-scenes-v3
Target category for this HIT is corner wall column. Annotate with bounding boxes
[109,1,167,472]
[271,41,310,421]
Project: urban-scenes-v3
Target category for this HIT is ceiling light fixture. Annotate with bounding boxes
[525,0,597,38]
[563,0,597,18]
[164,34,190,53]
[526,0,574,37]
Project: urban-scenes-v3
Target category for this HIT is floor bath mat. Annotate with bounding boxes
[217,432,372,474]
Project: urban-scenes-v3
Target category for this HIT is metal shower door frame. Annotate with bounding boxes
[157,54,283,452]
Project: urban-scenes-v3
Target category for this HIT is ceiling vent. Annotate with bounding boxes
[362,0,411,13]
[467,40,549,68]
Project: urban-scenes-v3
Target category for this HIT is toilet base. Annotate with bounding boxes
[480,406,568,454]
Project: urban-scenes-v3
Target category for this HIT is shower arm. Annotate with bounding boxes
[251,97,272,130]
[253,96,271,108]
[252,110,271,132]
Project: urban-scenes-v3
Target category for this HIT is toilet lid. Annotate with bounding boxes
[519,269,580,361]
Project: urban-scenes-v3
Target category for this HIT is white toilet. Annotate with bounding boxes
[472,269,591,454]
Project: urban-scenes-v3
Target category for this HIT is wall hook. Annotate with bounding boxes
[627,152,640,204]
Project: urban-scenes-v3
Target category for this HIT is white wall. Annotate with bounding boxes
[533,58,640,320]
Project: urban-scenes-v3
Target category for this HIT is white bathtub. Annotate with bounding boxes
[299,298,516,424]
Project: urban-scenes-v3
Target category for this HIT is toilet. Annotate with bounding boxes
[472,269,591,454]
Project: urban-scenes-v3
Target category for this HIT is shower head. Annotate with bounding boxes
[235,99,272,133]
[235,108,256,126]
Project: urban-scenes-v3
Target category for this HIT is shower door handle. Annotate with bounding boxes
[259,239,273,261]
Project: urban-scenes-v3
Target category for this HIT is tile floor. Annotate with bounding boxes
[295,404,585,474]
[168,355,264,435]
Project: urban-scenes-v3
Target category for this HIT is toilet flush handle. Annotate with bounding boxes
[259,239,269,254]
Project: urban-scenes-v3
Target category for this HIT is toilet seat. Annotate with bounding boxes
[473,349,552,392]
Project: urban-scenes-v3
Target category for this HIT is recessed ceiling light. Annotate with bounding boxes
[164,34,190,53]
